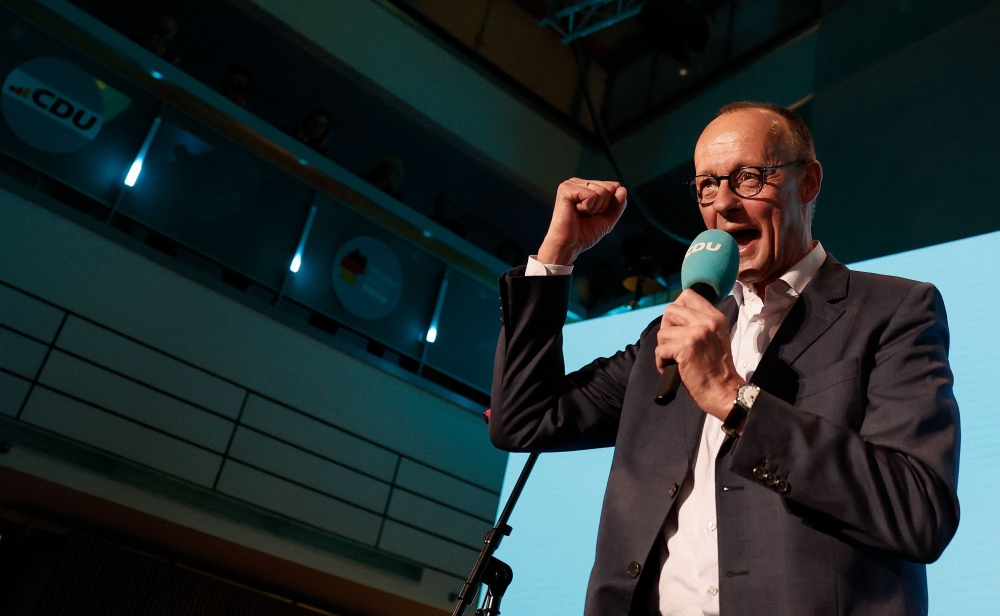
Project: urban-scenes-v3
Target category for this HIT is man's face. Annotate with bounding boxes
[693,110,815,289]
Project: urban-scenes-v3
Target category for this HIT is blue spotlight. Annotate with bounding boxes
[124,116,162,187]
[289,204,318,273]
[423,272,449,344]
[124,160,143,187]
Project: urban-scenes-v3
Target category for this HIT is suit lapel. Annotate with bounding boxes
[719,295,738,329]
[677,386,706,464]
[751,254,850,392]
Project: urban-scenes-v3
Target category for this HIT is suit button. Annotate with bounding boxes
[775,478,790,493]
[668,483,679,498]
[752,466,767,481]
[627,561,641,578]
[765,473,779,486]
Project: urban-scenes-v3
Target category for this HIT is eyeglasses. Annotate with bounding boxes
[686,161,805,204]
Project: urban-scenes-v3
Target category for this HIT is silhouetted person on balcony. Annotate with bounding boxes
[430,190,466,238]
[139,16,180,65]
[360,156,404,201]
[285,108,332,154]
[221,65,251,108]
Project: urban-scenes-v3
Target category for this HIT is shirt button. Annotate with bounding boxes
[708,586,719,596]
[741,360,747,368]
[757,318,765,325]
[708,521,717,531]
[627,561,641,578]
[668,483,679,498]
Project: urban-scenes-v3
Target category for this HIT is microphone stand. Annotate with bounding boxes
[452,451,538,616]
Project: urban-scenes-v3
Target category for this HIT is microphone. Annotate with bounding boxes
[654,229,739,405]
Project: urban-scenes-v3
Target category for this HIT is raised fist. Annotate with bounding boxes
[537,179,628,265]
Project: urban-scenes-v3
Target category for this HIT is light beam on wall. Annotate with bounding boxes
[124,116,162,187]
[424,272,449,345]
[289,204,318,273]
[124,160,143,187]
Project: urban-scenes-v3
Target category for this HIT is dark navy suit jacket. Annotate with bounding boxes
[489,255,960,616]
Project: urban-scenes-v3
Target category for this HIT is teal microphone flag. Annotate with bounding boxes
[679,229,740,305]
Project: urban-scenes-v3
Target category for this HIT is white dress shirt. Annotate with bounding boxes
[526,240,827,615]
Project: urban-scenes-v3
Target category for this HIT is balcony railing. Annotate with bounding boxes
[0,0,517,399]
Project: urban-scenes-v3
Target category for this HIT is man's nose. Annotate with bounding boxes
[711,179,741,214]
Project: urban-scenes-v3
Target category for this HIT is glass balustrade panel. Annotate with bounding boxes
[116,106,312,290]
[424,269,501,392]
[0,7,162,206]
[283,193,445,360]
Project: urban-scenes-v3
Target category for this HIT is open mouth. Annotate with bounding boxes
[728,229,760,249]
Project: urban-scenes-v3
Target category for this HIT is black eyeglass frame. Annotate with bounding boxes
[686,161,806,204]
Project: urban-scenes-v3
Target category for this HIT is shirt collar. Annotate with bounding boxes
[733,241,827,307]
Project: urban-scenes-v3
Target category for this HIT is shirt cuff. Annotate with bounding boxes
[525,256,574,277]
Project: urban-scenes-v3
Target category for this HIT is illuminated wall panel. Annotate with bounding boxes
[496,230,1000,614]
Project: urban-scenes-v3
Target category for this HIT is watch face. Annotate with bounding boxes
[739,385,760,408]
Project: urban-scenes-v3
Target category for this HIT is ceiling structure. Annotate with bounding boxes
[388,0,821,138]
[382,0,821,313]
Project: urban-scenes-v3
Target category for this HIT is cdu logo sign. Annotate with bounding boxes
[2,57,105,153]
[685,241,724,258]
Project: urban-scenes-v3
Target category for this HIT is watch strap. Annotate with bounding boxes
[722,403,747,437]
[722,384,759,437]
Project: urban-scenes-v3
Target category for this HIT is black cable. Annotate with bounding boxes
[571,41,691,246]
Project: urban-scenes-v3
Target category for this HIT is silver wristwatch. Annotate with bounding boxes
[722,384,760,436]
[737,384,760,410]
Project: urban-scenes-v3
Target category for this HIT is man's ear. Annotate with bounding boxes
[799,160,823,205]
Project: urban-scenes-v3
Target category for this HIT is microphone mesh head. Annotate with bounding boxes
[680,230,740,304]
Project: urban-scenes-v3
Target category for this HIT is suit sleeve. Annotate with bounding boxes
[729,282,960,563]
[488,268,656,453]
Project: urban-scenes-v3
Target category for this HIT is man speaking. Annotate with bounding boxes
[488,102,960,615]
